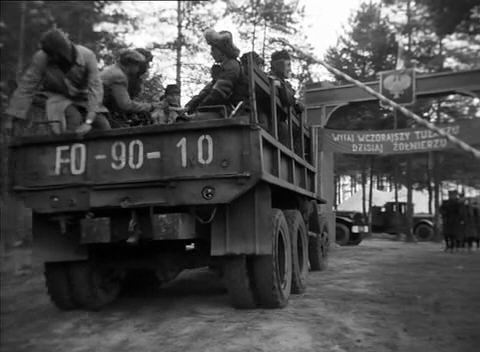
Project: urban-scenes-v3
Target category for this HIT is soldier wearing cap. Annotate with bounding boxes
[440,190,465,252]
[269,49,306,149]
[270,49,304,115]
[129,48,154,99]
[5,28,110,135]
[185,29,242,118]
[152,84,185,124]
[100,49,159,128]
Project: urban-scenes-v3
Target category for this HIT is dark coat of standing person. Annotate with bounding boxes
[440,190,465,252]
[185,29,242,118]
[100,49,159,128]
[5,28,110,135]
[463,197,479,250]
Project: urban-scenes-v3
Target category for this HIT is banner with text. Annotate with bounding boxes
[320,119,480,154]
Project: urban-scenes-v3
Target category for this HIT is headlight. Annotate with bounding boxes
[352,225,360,233]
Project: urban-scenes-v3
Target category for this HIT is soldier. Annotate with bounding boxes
[269,50,304,116]
[185,29,242,119]
[238,51,270,129]
[151,84,186,124]
[463,197,479,251]
[5,28,110,135]
[269,50,305,149]
[473,198,480,249]
[129,48,154,99]
[240,51,265,71]
[440,190,464,252]
[100,49,159,128]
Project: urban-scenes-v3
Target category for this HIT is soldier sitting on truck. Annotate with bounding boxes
[100,49,160,128]
[269,50,305,148]
[269,50,305,116]
[5,28,110,135]
[238,51,272,130]
[184,29,242,119]
[128,47,153,99]
[151,84,187,124]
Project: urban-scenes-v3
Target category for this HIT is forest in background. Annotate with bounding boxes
[0,1,479,242]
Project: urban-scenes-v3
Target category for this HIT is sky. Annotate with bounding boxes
[121,0,370,58]
[110,0,373,98]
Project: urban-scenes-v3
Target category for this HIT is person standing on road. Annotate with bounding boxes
[462,197,479,251]
[440,190,464,252]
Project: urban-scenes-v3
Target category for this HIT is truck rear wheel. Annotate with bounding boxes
[309,225,329,271]
[284,210,308,294]
[251,209,292,308]
[69,262,123,311]
[414,223,434,241]
[335,223,350,246]
[223,255,257,309]
[44,262,77,310]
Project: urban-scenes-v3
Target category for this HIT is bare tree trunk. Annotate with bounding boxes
[393,110,399,206]
[333,175,338,209]
[361,156,367,218]
[250,0,258,52]
[405,156,415,241]
[261,19,267,63]
[176,0,183,93]
[427,152,433,214]
[368,156,374,235]
[16,1,27,79]
[433,152,442,241]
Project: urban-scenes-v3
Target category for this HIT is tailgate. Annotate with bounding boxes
[12,124,253,189]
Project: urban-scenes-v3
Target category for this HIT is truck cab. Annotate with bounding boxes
[372,201,434,240]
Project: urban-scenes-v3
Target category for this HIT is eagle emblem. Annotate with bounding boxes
[383,73,412,99]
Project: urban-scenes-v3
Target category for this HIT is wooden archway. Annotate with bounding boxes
[304,69,480,242]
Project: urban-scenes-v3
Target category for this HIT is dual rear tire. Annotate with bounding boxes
[44,261,123,311]
[224,208,324,309]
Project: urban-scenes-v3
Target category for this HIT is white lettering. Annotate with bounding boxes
[55,145,70,175]
[128,140,144,169]
[176,137,187,168]
[198,135,213,165]
[111,141,127,170]
[70,143,86,175]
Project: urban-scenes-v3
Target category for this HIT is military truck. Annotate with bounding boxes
[371,201,434,241]
[335,211,369,246]
[9,55,330,311]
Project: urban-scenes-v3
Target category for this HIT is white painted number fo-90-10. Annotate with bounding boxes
[176,135,213,167]
[54,136,213,175]
[111,140,144,170]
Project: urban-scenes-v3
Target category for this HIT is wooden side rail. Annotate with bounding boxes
[245,53,310,160]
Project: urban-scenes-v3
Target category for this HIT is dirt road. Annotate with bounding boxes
[1,238,479,352]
